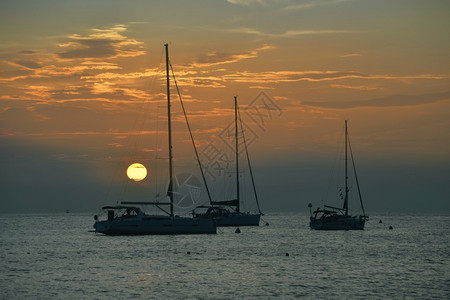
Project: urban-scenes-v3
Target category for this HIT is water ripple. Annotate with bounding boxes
[0,213,449,299]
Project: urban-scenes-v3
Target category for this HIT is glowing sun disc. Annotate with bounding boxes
[127,163,147,181]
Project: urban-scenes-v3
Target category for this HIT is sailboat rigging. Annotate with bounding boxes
[193,96,262,226]
[308,120,369,230]
[93,44,216,235]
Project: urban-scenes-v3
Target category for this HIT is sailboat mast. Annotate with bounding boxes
[238,104,262,215]
[344,120,348,216]
[165,43,174,216]
[235,96,240,213]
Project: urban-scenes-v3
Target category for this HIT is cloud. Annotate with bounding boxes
[249,85,275,90]
[226,0,267,6]
[56,25,145,60]
[78,67,163,97]
[280,29,357,37]
[340,53,362,58]
[222,70,447,84]
[224,70,367,83]
[144,65,447,90]
[58,39,118,59]
[81,68,161,81]
[19,50,37,54]
[6,129,159,138]
[229,27,357,38]
[282,0,354,11]
[226,0,353,8]
[185,79,227,88]
[302,91,450,108]
[0,69,36,82]
[0,25,156,105]
[1,60,123,82]
[24,85,53,99]
[331,84,378,90]
[189,45,275,68]
[13,60,43,69]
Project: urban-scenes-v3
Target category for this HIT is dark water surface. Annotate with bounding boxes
[1,213,449,299]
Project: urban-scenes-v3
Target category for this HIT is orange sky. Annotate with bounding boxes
[1,0,449,213]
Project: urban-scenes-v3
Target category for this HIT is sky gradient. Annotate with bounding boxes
[1,0,449,214]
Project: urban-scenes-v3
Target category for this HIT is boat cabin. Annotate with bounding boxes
[101,206,143,221]
[193,206,232,218]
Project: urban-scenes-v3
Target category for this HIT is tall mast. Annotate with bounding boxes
[344,120,348,216]
[348,136,366,217]
[165,43,174,216]
[235,96,240,213]
[238,103,262,215]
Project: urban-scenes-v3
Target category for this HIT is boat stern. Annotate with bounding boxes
[93,220,111,234]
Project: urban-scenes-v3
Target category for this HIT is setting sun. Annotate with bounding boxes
[126,163,147,181]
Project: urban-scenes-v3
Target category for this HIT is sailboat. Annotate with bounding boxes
[308,120,369,230]
[193,96,262,226]
[93,44,216,235]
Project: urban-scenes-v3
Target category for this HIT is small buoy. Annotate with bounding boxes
[265,222,269,226]
[94,215,98,221]
[187,251,191,255]
[389,226,393,230]
[235,228,241,233]
[379,220,383,224]
[285,253,289,257]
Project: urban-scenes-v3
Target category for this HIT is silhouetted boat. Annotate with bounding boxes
[94,205,215,235]
[308,120,368,230]
[93,44,216,235]
[193,96,262,226]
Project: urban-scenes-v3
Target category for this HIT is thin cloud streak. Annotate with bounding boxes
[188,45,275,68]
[226,0,267,6]
[228,27,359,38]
[331,84,379,90]
[282,0,355,11]
[302,91,450,109]
[341,53,362,58]
[227,0,354,10]
[222,70,447,84]
[6,130,159,138]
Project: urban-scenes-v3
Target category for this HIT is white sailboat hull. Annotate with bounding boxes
[94,215,216,235]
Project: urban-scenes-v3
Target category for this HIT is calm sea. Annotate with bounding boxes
[1,213,449,299]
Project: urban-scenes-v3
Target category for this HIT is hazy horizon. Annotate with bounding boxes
[1,0,449,214]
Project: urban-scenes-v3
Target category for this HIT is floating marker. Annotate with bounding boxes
[379,220,383,223]
[389,226,393,230]
[265,222,269,226]
[235,228,241,233]
[285,253,289,257]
